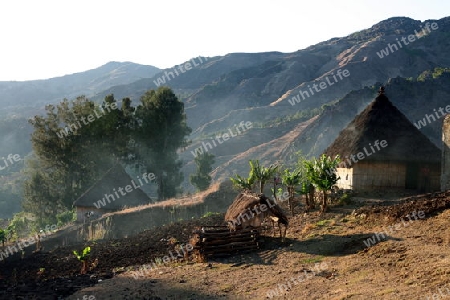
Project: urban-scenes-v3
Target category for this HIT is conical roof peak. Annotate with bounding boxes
[323,89,440,163]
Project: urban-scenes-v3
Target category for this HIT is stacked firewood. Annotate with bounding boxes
[191,226,260,261]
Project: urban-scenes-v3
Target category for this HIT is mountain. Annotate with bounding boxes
[177,17,450,188]
[0,16,449,196]
[92,17,450,134]
[0,61,160,117]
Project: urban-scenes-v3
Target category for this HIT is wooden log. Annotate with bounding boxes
[203,237,257,245]
[192,225,262,258]
[202,234,257,241]
[197,229,258,236]
[203,241,258,249]
[200,229,258,235]
[202,245,259,255]
[200,233,259,240]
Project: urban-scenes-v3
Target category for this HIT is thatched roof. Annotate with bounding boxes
[323,88,441,164]
[73,164,151,210]
[225,191,288,225]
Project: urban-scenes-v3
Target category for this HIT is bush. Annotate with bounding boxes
[56,210,75,227]
[8,212,33,240]
[202,212,221,218]
[337,193,353,206]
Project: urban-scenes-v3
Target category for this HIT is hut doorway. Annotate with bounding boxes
[405,163,419,189]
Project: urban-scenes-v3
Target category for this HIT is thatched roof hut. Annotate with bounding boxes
[73,164,151,222]
[323,87,441,191]
[225,191,288,230]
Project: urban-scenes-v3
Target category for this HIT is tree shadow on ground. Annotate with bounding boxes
[208,233,402,266]
[283,233,402,256]
[66,276,225,300]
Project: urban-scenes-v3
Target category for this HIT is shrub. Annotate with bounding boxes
[337,193,353,206]
[56,210,75,227]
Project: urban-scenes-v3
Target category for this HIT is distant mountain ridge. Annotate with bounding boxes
[0,16,449,195]
[92,17,450,134]
[0,61,160,117]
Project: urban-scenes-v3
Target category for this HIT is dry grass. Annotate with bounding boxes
[103,182,222,217]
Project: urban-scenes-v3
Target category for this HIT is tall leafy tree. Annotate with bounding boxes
[25,95,126,219]
[22,163,60,226]
[190,152,215,191]
[134,87,191,199]
[24,87,191,224]
[305,154,340,213]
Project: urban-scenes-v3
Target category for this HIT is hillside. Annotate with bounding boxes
[0,16,449,201]
[292,70,450,158]
[180,69,450,190]
[0,61,160,118]
[2,191,450,299]
[92,17,450,132]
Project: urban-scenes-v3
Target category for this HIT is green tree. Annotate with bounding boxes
[25,95,127,221]
[281,168,302,216]
[248,160,279,193]
[0,187,22,220]
[230,174,254,191]
[134,87,191,200]
[305,154,340,213]
[190,153,215,191]
[292,152,315,211]
[22,166,59,227]
[0,229,5,248]
[296,181,315,211]
[6,212,33,240]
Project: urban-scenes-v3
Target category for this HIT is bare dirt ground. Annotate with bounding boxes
[2,191,450,299]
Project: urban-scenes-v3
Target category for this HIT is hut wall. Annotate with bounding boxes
[442,115,450,191]
[341,162,440,191]
[75,206,105,223]
[428,169,441,191]
[418,164,441,192]
[351,162,406,190]
[335,168,353,189]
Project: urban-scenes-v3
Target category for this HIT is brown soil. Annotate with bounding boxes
[2,191,450,299]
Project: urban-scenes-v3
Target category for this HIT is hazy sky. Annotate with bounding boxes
[1,0,448,81]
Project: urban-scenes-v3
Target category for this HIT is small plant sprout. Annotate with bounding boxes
[73,246,91,274]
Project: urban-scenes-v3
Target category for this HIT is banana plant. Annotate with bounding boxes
[230,174,254,191]
[249,160,279,193]
[305,154,340,213]
[73,246,91,274]
[281,168,303,216]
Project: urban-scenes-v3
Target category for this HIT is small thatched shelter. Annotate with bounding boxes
[323,87,441,191]
[73,164,151,222]
[225,191,288,239]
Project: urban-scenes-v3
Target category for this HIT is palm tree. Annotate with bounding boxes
[249,160,279,193]
[291,151,315,211]
[296,181,315,211]
[230,174,254,191]
[281,168,302,216]
[305,154,340,213]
